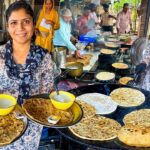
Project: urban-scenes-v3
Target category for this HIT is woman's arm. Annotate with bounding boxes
[40,54,54,93]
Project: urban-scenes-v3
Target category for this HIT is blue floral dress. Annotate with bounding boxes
[0,41,54,150]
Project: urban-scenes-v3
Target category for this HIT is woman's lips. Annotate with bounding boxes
[16,33,27,37]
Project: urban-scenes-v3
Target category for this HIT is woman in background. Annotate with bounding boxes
[35,0,60,52]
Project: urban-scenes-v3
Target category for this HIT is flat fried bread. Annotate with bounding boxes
[77,100,96,118]
[110,88,145,107]
[119,77,133,85]
[96,72,115,81]
[123,109,150,127]
[118,125,150,147]
[112,63,128,69]
[77,93,117,115]
[22,98,73,126]
[0,113,24,146]
[67,54,93,66]
[69,115,121,141]
[105,42,119,48]
[100,49,115,55]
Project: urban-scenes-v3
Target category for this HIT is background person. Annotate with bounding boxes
[76,6,91,35]
[35,0,60,52]
[89,3,100,25]
[0,1,54,149]
[100,4,116,32]
[116,3,132,34]
[53,8,81,58]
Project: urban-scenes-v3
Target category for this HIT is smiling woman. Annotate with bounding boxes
[0,1,54,150]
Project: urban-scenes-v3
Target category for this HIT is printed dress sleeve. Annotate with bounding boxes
[39,53,54,93]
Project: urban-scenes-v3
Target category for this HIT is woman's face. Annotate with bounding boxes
[7,8,34,45]
[45,0,53,11]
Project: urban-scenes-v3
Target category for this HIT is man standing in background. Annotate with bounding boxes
[101,4,116,32]
[116,3,132,34]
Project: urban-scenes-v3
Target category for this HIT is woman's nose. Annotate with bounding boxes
[17,22,24,30]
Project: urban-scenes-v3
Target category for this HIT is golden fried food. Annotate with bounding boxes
[0,113,24,146]
[69,115,121,141]
[67,54,93,66]
[22,98,73,125]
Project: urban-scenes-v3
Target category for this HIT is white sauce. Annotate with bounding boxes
[53,94,71,102]
[0,99,14,108]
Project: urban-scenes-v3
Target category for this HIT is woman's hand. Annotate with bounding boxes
[45,20,54,27]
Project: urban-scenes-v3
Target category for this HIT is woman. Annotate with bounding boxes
[0,1,54,149]
[35,0,60,52]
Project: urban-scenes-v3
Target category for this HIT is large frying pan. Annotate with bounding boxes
[56,84,150,150]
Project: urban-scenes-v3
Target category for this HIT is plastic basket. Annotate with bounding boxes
[79,35,97,43]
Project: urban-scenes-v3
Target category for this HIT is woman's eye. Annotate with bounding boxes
[23,19,31,25]
[10,22,17,25]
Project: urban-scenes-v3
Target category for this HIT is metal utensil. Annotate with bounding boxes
[52,47,67,68]
[13,111,25,119]
[54,81,59,95]
[47,115,61,124]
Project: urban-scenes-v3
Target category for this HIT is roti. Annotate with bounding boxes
[119,77,133,85]
[0,113,24,146]
[76,93,117,115]
[107,38,119,42]
[112,63,128,69]
[105,42,119,48]
[96,71,115,81]
[118,125,150,147]
[123,109,150,127]
[22,98,73,125]
[77,100,96,118]
[110,88,145,107]
[100,49,115,55]
[69,115,121,141]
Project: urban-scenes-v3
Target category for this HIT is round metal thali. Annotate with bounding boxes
[23,96,83,128]
[56,84,150,150]
[0,105,28,147]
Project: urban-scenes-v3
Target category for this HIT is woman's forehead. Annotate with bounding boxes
[8,9,32,20]
[45,0,52,4]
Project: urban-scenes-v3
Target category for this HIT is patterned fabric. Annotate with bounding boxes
[0,41,54,150]
[5,41,47,104]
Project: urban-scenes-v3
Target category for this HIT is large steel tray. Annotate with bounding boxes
[56,83,150,150]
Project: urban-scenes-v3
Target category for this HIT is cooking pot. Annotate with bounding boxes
[65,62,83,77]
[52,47,67,68]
